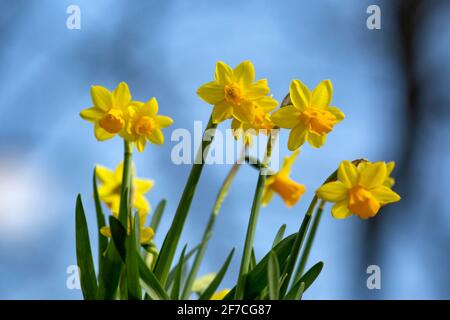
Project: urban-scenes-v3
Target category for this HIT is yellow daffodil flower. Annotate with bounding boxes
[125,98,173,152]
[197,60,274,124]
[271,80,345,150]
[96,162,154,215]
[231,96,278,145]
[99,214,155,244]
[262,149,306,207]
[80,82,132,141]
[210,289,230,300]
[316,160,401,219]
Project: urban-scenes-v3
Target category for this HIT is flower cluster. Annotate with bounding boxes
[80,82,173,152]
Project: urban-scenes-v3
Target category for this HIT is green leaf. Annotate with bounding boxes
[93,168,108,273]
[137,256,169,300]
[224,233,297,300]
[199,248,235,300]
[126,213,141,300]
[153,117,217,285]
[171,245,187,299]
[249,248,257,271]
[150,199,166,233]
[284,281,305,300]
[97,241,123,299]
[118,187,130,230]
[297,261,323,292]
[272,224,286,248]
[267,251,280,300]
[75,194,98,300]
[165,244,201,291]
[109,216,127,260]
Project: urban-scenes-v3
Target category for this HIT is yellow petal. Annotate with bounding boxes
[80,107,104,121]
[316,181,348,202]
[90,85,112,111]
[359,162,387,189]
[215,61,233,85]
[271,105,301,129]
[94,123,115,141]
[245,79,270,99]
[290,80,311,111]
[113,82,131,108]
[370,186,401,205]
[95,165,114,184]
[328,107,345,122]
[135,178,154,193]
[100,226,112,237]
[331,200,352,219]
[155,115,173,128]
[233,100,256,124]
[311,80,332,108]
[197,81,225,104]
[255,96,279,113]
[134,194,150,214]
[279,149,300,176]
[140,227,154,244]
[338,160,358,188]
[233,60,255,86]
[212,101,233,123]
[149,128,164,145]
[210,289,230,300]
[386,161,395,175]
[142,97,158,116]
[307,132,327,148]
[136,137,146,152]
[287,123,307,151]
[261,186,275,207]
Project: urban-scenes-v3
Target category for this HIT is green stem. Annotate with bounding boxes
[153,116,217,285]
[181,147,246,299]
[235,134,275,299]
[119,140,133,228]
[293,199,325,283]
[279,196,318,296]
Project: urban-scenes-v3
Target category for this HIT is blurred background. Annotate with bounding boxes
[0,0,449,299]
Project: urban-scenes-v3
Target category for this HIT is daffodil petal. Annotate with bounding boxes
[134,194,150,214]
[316,181,348,202]
[261,184,275,207]
[95,165,114,184]
[197,81,225,104]
[331,200,352,219]
[100,226,112,237]
[271,105,301,129]
[142,97,158,116]
[255,96,279,113]
[140,227,154,244]
[91,85,112,111]
[233,101,256,124]
[149,128,164,145]
[290,80,311,111]
[287,123,307,151]
[307,132,327,148]
[338,161,358,188]
[279,149,300,176]
[386,161,395,175]
[328,107,345,122]
[113,82,131,108]
[311,80,333,108]
[80,107,104,122]
[136,137,146,152]
[212,101,233,123]
[359,162,387,189]
[370,185,401,205]
[233,60,255,86]
[135,178,154,193]
[215,61,233,85]
[156,115,173,128]
[246,79,270,99]
[94,123,115,141]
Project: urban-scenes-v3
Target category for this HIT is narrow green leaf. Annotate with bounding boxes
[93,168,107,273]
[272,224,286,248]
[297,261,323,292]
[109,216,127,260]
[171,245,187,299]
[165,244,201,291]
[284,281,305,300]
[75,194,98,300]
[224,233,297,300]
[150,199,166,233]
[153,117,217,285]
[199,248,235,300]
[249,248,257,271]
[97,241,122,299]
[267,251,280,300]
[137,256,169,300]
[126,213,141,300]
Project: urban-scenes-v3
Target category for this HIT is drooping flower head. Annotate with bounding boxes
[271,80,345,150]
[316,160,401,219]
[197,61,276,124]
[262,149,306,208]
[96,162,154,215]
[80,82,132,141]
[125,98,173,152]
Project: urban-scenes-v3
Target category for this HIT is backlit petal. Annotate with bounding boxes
[271,105,301,128]
[80,107,104,121]
[328,107,345,122]
[359,162,387,189]
[370,185,401,204]
[95,165,114,184]
[307,132,327,148]
[197,81,225,104]
[331,200,352,219]
[233,60,255,86]
[212,101,233,123]
[113,82,132,109]
[233,101,256,124]
[287,123,307,151]
[338,161,358,188]
[215,61,233,85]
[316,181,348,202]
[156,115,173,128]
[149,128,164,145]
[311,80,332,108]
[290,80,311,111]
[245,79,270,99]
[94,123,115,141]
[90,85,112,111]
